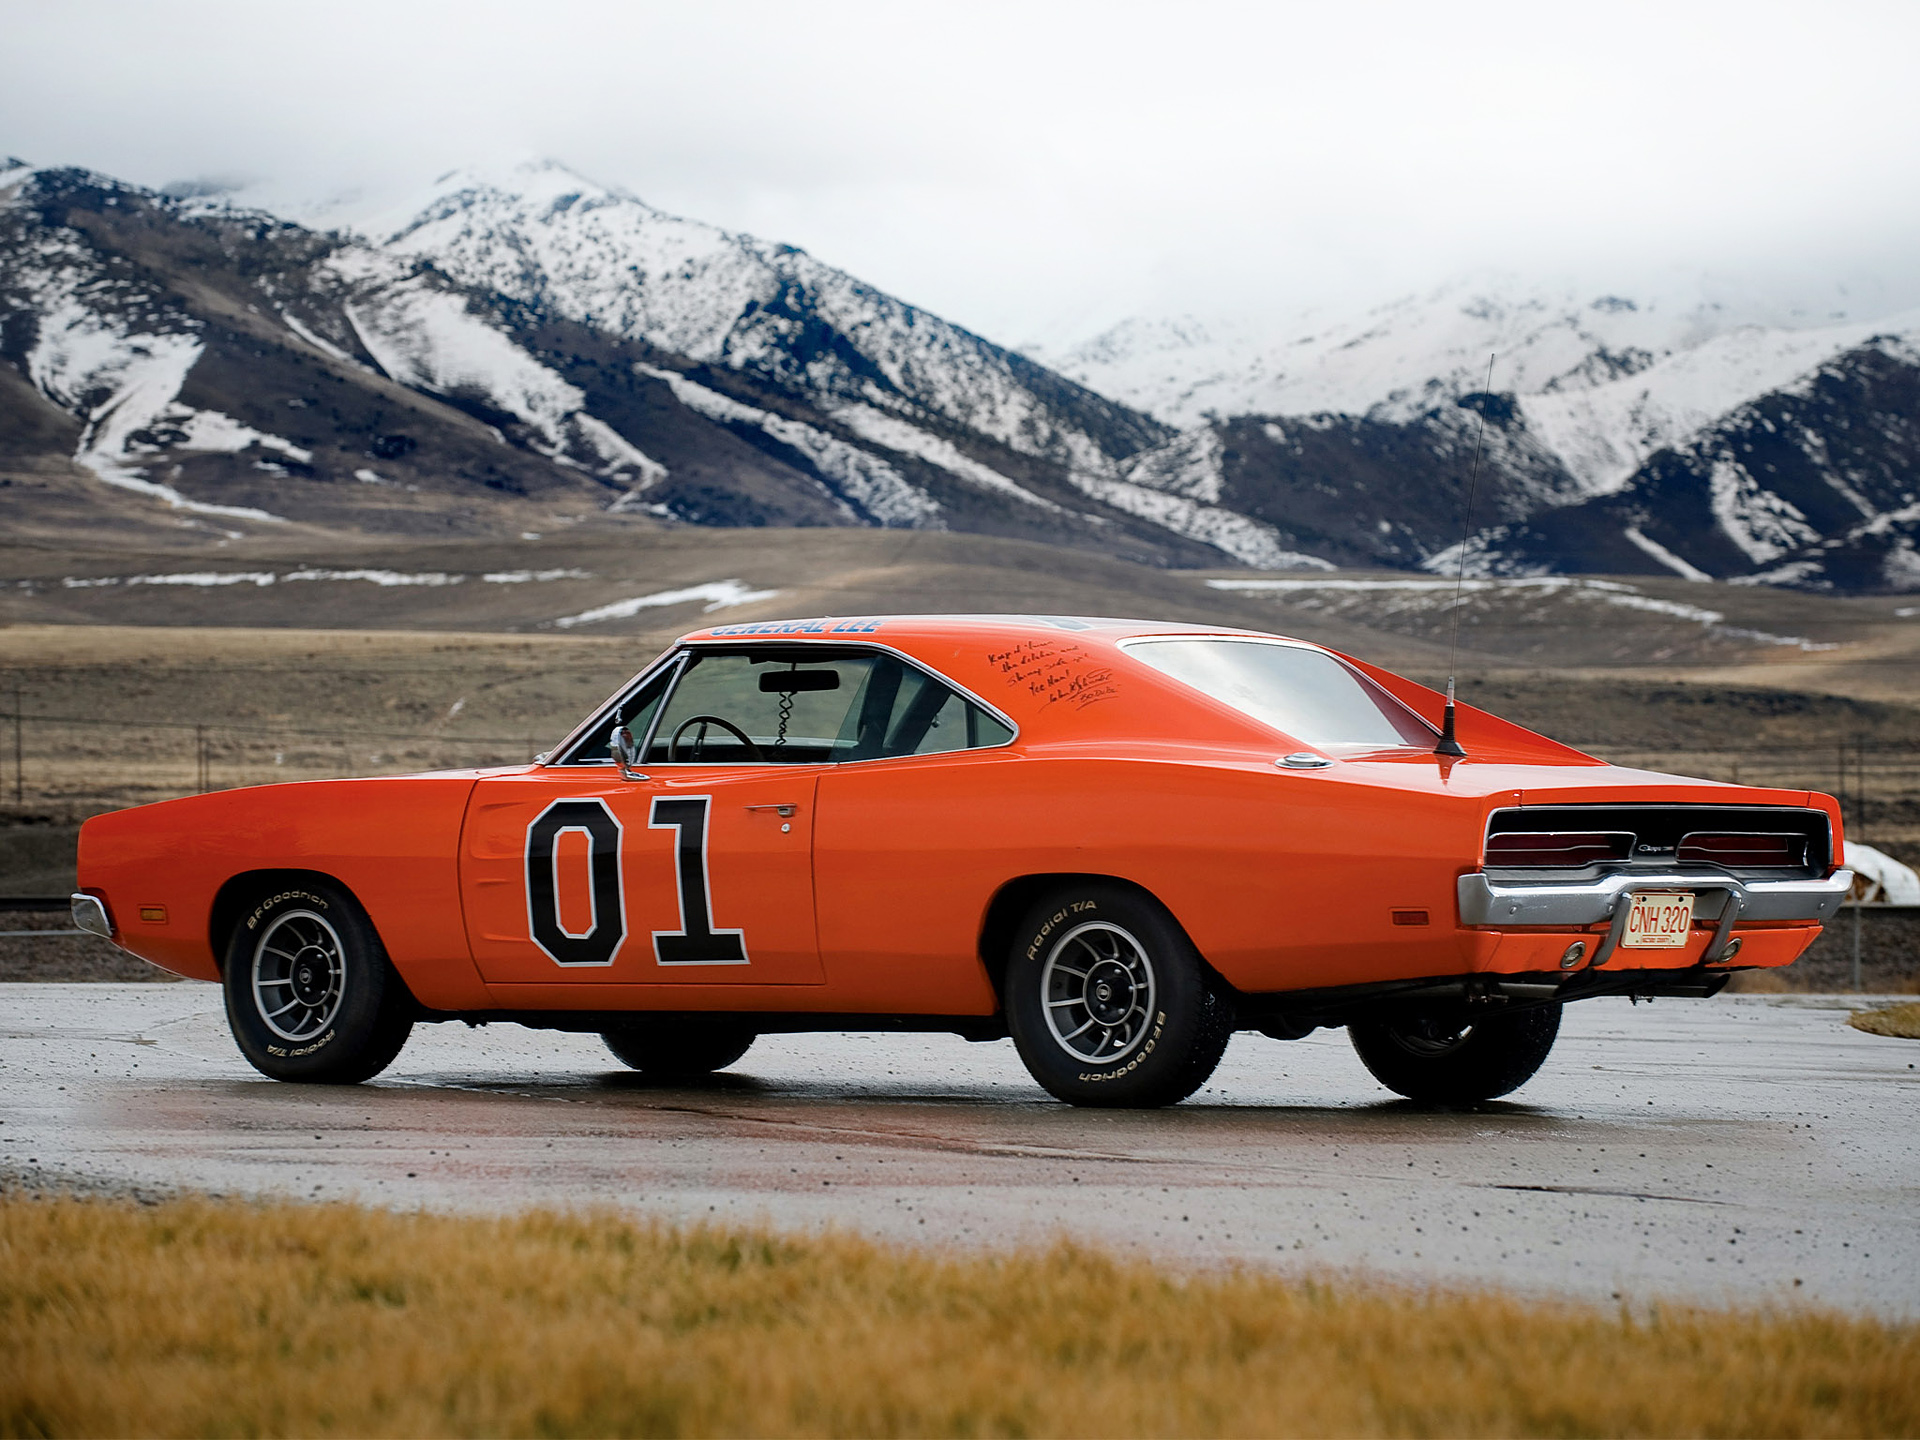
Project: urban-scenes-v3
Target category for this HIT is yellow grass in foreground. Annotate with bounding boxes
[1849,1001,1920,1039]
[3,1195,1916,1439]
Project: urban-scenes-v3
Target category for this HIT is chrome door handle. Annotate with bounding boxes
[744,803,798,817]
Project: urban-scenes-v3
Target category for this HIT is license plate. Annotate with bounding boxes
[1623,892,1695,948]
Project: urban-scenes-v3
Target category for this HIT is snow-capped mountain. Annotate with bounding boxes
[353,161,1165,475]
[1437,334,1920,591]
[1039,279,1920,588]
[0,159,1229,563]
[4,155,1917,591]
[1038,278,1892,432]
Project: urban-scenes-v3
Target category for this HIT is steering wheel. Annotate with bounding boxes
[668,714,767,763]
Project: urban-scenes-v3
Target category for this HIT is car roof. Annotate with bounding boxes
[676,613,1293,647]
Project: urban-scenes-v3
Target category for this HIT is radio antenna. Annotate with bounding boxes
[1435,352,1496,759]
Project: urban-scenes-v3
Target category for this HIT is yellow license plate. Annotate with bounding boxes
[1623,892,1695,948]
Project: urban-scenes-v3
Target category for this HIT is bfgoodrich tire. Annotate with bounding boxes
[1348,1003,1561,1104]
[1005,883,1234,1107]
[602,1019,756,1077]
[221,880,414,1084]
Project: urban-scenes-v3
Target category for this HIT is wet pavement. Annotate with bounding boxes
[2,983,1916,1314]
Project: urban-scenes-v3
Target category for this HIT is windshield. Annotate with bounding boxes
[1125,638,1433,749]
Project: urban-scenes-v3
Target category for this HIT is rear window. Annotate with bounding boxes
[1124,638,1433,749]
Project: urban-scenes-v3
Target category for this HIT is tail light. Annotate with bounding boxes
[1678,832,1806,867]
[1485,832,1632,868]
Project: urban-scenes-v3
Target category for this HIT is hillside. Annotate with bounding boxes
[0,161,1237,566]
[1044,284,1920,589]
[5,158,1918,591]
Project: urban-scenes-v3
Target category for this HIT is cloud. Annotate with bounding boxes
[5,0,1919,347]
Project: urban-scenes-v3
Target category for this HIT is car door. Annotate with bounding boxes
[811,657,1019,1012]
[459,648,844,988]
[460,767,823,987]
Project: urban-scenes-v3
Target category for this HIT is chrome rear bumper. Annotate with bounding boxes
[1457,868,1853,967]
[70,891,114,940]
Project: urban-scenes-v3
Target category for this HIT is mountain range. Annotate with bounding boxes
[3,156,1916,591]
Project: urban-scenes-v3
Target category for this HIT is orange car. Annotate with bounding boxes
[73,615,1851,1107]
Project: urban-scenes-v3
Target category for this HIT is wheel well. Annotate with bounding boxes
[207,869,353,976]
[976,873,1192,1002]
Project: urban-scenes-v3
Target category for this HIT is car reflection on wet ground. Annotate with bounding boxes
[3,985,1915,1316]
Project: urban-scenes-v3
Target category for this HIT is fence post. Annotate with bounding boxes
[1852,900,1863,993]
[196,725,208,794]
[11,681,20,805]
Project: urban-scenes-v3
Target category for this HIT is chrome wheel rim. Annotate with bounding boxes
[1041,921,1157,1065]
[251,909,346,1042]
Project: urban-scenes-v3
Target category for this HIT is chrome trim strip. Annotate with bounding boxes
[70,892,113,940]
[547,646,683,766]
[1458,869,1854,954]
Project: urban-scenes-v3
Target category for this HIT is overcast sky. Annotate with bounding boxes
[4,0,1918,348]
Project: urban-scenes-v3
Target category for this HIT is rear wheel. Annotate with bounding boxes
[1348,1003,1560,1103]
[602,1019,756,1077]
[221,880,413,1084]
[1005,883,1234,1107]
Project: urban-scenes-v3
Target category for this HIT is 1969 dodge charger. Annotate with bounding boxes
[73,615,1852,1107]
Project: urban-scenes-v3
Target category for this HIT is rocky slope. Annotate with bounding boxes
[6,156,1917,590]
[0,160,1227,565]
[1043,282,1920,589]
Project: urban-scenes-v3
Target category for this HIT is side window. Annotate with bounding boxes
[836,658,1014,760]
[649,651,874,764]
[562,665,674,765]
[614,647,1017,766]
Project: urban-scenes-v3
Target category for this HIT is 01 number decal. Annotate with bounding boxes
[524,794,748,969]
[525,799,625,966]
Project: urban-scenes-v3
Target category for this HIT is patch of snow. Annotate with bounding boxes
[1622,525,1714,582]
[572,414,667,488]
[165,406,312,462]
[1205,575,1835,649]
[63,572,276,588]
[61,567,594,591]
[552,579,780,629]
[830,405,1063,512]
[1727,561,1828,588]
[481,568,591,583]
[1068,469,1318,569]
[343,287,582,449]
[279,311,357,365]
[24,299,289,523]
[641,366,938,527]
[1120,428,1227,503]
[331,261,661,481]
[353,468,390,484]
[1707,459,1821,564]
[282,568,463,587]
[1883,539,1920,592]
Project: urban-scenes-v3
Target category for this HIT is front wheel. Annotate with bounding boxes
[222,880,414,1083]
[602,1019,756,1078]
[1348,1003,1560,1104]
[1005,883,1234,1107]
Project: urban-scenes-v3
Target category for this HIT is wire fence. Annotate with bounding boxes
[3,703,1917,834]
[0,706,554,810]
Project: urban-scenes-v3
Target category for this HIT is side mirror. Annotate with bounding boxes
[611,724,648,781]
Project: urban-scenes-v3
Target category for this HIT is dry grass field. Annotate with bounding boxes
[3,528,1917,985]
[3,1191,1916,1440]
[1849,1001,1920,1038]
